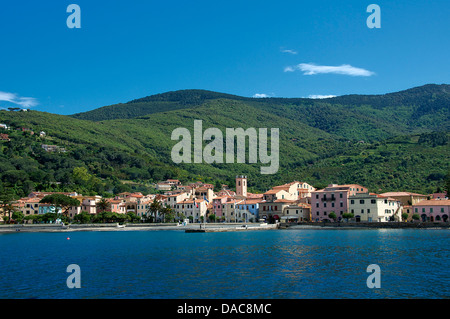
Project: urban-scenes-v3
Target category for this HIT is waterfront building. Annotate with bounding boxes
[222,198,244,222]
[68,195,102,217]
[259,199,297,222]
[235,198,260,222]
[107,198,126,214]
[282,202,311,222]
[15,197,41,218]
[412,199,450,222]
[174,198,208,223]
[194,186,215,203]
[311,184,368,222]
[349,193,401,222]
[166,192,190,209]
[379,191,428,206]
[212,196,229,220]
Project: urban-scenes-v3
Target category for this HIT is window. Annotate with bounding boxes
[430,208,433,213]
[331,202,335,207]
[441,208,445,213]
[415,208,418,213]
[339,193,343,198]
[360,200,365,204]
[422,208,425,213]
[340,202,343,207]
[316,194,319,199]
[351,209,354,214]
[324,212,327,216]
[371,199,376,204]
[324,203,327,208]
[361,209,364,214]
[316,203,319,208]
[350,200,354,204]
[296,210,299,214]
[367,209,371,214]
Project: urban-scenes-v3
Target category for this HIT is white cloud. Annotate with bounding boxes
[284,63,375,77]
[281,49,298,55]
[252,93,270,98]
[308,95,337,99]
[0,91,38,108]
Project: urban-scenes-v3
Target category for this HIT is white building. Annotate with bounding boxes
[349,193,402,222]
[174,199,207,223]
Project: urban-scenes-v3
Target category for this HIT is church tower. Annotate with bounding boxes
[236,175,247,198]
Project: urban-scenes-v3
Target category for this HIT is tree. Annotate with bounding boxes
[328,212,337,221]
[208,214,216,223]
[0,190,19,224]
[412,213,420,221]
[73,211,91,224]
[160,204,174,223]
[342,212,354,222]
[402,212,409,222]
[96,198,109,213]
[39,194,80,221]
[11,211,24,224]
[146,198,161,223]
[126,212,140,223]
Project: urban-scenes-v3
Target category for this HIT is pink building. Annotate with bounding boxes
[412,199,450,222]
[311,184,368,222]
[212,196,229,219]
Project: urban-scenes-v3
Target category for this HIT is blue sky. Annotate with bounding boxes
[0,0,449,115]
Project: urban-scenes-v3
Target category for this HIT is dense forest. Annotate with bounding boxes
[1,84,449,199]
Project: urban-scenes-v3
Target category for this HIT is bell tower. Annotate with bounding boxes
[236,175,247,197]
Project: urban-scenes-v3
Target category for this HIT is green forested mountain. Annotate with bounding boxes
[0,84,449,198]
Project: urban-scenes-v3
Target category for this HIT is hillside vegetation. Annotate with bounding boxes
[0,84,449,198]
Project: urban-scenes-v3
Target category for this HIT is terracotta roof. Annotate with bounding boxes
[176,199,206,205]
[274,199,296,203]
[412,199,450,206]
[380,192,427,197]
[264,189,286,195]
[237,199,261,205]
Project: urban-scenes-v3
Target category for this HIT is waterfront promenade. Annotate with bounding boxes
[0,221,448,233]
[0,222,278,233]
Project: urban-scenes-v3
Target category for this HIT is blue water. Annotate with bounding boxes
[0,229,448,299]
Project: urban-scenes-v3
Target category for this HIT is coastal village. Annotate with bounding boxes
[3,175,449,225]
[0,118,449,226]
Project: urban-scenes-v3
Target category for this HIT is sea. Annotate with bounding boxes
[0,228,448,299]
